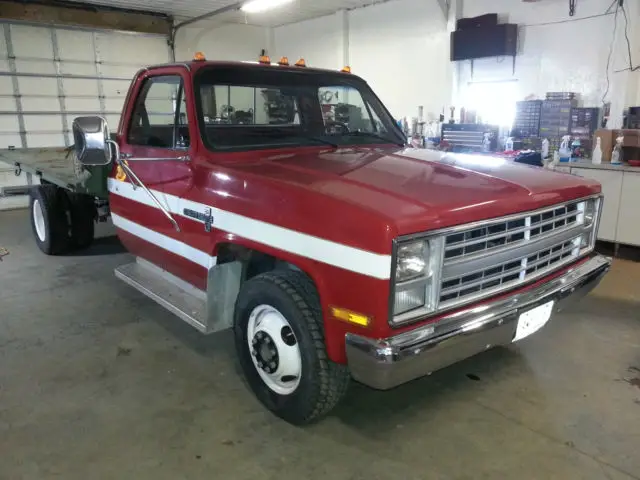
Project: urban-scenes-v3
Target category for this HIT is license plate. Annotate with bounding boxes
[513,301,554,342]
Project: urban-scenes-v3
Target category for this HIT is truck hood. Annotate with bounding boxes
[242,147,601,235]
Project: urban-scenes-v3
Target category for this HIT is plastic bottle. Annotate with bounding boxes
[570,138,582,161]
[542,138,550,159]
[558,135,572,162]
[592,137,602,165]
[611,136,624,165]
[505,137,514,151]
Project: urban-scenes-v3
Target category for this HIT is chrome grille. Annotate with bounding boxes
[444,202,580,260]
[440,236,580,305]
[437,198,597,311]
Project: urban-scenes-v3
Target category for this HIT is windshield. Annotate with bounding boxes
[194,66,405,151]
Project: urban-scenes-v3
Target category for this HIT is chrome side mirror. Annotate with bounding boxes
[72,116,112,166]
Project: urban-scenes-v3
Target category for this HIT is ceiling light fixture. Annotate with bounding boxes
[241,0,295,14]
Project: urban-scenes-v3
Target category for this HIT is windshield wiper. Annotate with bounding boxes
[344,131,405,147]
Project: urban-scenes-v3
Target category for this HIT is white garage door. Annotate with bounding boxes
[0,22,170,210]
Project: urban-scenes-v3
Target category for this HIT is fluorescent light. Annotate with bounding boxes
[241,0,295,13]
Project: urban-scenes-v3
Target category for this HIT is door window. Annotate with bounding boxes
[128,75,190,148]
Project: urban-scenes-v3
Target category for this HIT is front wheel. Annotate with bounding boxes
[234,270,350,425]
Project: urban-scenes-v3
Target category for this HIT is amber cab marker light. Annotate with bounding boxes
[278,56,289,66]
[330,306,370,327]
[295,58,307,67]
[259,55,271,64]
[193,52,206,61]
[341,65,351,73]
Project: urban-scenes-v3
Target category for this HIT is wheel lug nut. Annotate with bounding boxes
[270,362,276,369]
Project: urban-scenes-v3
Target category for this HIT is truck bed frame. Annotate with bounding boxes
[0,147,110,198]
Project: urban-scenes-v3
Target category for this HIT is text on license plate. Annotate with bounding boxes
[513,301,554,343]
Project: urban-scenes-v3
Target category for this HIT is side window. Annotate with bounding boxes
[318,86,386,134]
[127,75,189,148]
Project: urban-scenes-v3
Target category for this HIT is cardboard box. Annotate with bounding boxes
[594,129,615,162]
[614,129,640,148]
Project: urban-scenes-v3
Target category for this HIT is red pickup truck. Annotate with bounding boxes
[2,54,611,425]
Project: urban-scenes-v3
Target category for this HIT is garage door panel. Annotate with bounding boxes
[61,78,99,97]
[65,97,101,112]
[104,96,125,114]
[0,116,19,132]
[23,114,63,131]
[15,59,56,75]
[11,25,54,59]
[27,133,66,147]
[0,97,16,111]
[18,77,58,96]
[0,133,23,148]
[101,64,142,81]
[0,76,13,93]
[102,79,133,97]
[21,97,60,112]
[1,23,168,157]
[59,62,97,77]
[56,30,95,62]
[105,114,121,129]
[95,33,167,65]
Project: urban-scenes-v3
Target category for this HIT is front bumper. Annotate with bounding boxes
[345,254,611,390]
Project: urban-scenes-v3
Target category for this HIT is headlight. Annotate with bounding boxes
[392,238,444,321]
[584,199,596,226]
[396,241,428,282]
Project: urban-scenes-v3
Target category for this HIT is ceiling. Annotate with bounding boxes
[67,0,393,27]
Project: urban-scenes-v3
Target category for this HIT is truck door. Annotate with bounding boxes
[110,70,203,288]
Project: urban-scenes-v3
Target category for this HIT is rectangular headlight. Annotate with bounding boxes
[392,237,444,323]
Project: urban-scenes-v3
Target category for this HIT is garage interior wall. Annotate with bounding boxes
[174,23,268,63]
[0,22,169,210]
[272,0,452,122]
[454,0,640,128]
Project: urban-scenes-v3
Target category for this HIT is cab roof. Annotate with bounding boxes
[145,60,357,78]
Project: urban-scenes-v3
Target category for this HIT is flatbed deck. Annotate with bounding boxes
[0,147,108,198]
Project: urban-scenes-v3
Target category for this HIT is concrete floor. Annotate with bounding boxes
[1,208,640,480]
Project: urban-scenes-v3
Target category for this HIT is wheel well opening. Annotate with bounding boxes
[216,243,301,282]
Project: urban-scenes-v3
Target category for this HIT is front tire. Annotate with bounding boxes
[29,185,70,255]
[234,270,350,425]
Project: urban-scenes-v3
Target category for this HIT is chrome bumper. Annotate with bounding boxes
[345,254,611,390]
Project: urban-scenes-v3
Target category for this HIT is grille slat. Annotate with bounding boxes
[440,237,579,305]
[439,199,590,308]
[444,202,580,260]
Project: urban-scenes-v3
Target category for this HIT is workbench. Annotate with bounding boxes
[555,161,640,248]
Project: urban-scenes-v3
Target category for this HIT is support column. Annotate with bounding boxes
[336,9,349,69]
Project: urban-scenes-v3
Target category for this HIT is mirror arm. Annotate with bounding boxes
[108,140,181,233]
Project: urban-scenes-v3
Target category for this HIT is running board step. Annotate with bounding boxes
[114,257,242,334]
[115,259,208,332]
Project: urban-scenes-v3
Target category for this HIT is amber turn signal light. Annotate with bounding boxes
[341,66,351,73]
[193,51,206,61]
[330,306,370,327]
[295,58,307,67]
[259,55,271,64]
[278,56,289,66]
